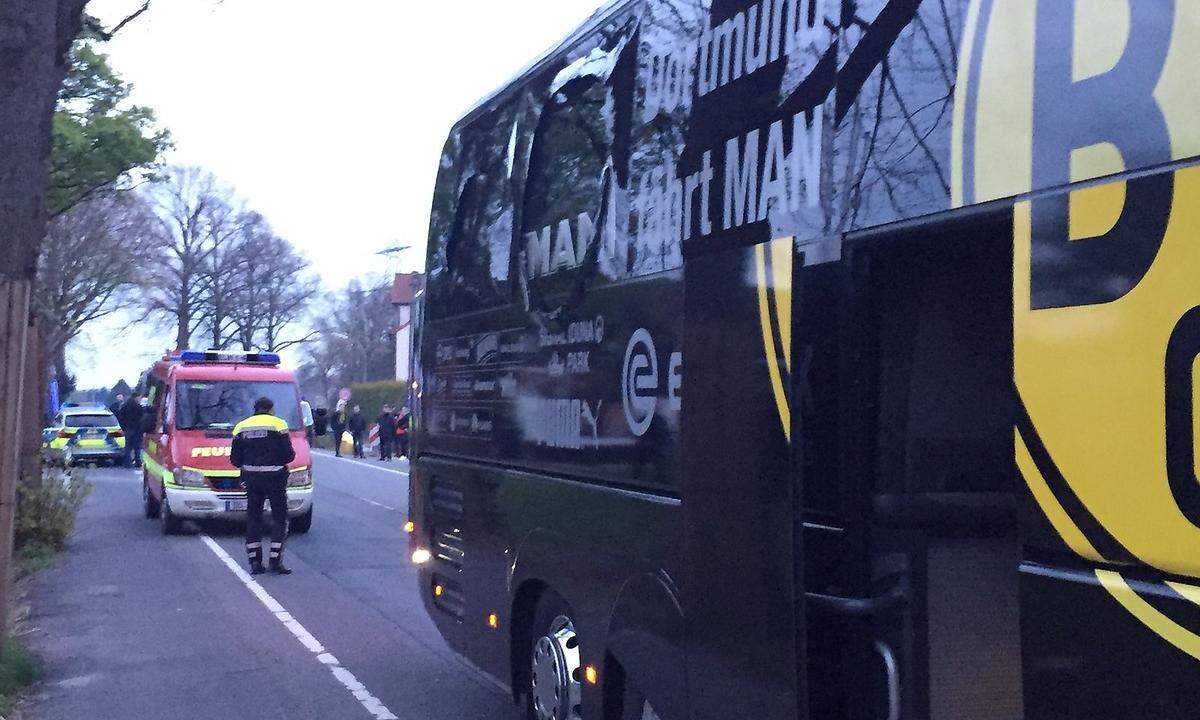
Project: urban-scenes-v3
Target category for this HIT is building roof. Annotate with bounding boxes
[390,272,423,305]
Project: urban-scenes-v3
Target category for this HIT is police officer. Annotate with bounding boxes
[231,397,296,575]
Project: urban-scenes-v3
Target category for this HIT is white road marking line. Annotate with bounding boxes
[199,535,399,720]
[312,450,409,477]
[359,498,398,512]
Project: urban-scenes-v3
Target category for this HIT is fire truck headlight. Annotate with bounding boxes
[287,468,312,488]
[176,469,208,488]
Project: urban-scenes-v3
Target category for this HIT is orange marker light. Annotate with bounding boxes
[584,665,598,685]
[487,613,499,629]
[434,584,444,597]
[404,520,415,533]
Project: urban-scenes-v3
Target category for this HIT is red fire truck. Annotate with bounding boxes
[141,350,314,535]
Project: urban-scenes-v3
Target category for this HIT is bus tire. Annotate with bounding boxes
[526,591,583,720]
[160,488,182,535]
[143,474,160,519]
[290,507,313,534]
[604,661,660,720]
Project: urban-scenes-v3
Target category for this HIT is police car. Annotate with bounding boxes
[43,405,126,466]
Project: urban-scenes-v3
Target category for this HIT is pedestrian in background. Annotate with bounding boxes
[109,393,125,417]
[117,392,145,468]
[300,396,314,445]
[330,399,347,457]
[348,405,367,459]
[395,405,411,459]
[376,405,396,462]
[231,397,296,575]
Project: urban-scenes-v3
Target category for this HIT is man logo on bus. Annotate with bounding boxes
[622,329,659,437]
[955,0,1200,657]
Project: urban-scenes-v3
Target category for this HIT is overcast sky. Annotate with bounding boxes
[74,0,605,388]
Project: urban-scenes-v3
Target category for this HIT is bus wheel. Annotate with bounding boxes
[143,474,160,519]
[528,594,582,720]
[606,663,661,720]
[160,488,182,535]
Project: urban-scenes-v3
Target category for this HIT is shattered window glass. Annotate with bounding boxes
[516,20,640,309]
[427,102,519,319]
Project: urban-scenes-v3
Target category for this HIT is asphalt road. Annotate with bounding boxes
[24,452,524,720]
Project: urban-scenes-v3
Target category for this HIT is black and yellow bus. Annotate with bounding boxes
[409,1,1200,718]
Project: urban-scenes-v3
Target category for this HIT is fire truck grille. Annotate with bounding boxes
[210,477,245,492]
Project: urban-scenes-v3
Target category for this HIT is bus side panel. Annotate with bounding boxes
[414,456,683,714]
[1020,566,1200,720]
[681,241,803,720]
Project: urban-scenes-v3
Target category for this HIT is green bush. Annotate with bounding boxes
[16,454,92,552]
[347,380,411,424]
[16,541,57,577]
[0,637,39,716]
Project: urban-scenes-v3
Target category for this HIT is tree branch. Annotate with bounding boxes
[84,1,151,42]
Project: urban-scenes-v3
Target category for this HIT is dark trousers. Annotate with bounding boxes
[331,427,345,456]
[396,434,408,458]
[379,435,392,460]
[352,433,365,458]
[245,473,288,557]
[123,433,143,467]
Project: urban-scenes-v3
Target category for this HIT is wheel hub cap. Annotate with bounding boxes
[531,616,582,720]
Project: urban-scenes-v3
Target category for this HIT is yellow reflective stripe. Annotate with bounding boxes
[182,466,240,478]
[232,414,289,436]
[143,455,174,484]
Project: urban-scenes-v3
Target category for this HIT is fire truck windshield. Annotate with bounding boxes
[175,381,302,431]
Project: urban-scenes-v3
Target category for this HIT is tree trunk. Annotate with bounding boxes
[0,0,88,648]
[176,304,189,350]
[0,282,31,645]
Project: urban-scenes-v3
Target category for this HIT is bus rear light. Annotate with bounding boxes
[404,520,415,534]
[584,665,598,685]
[411,548,432,565]
[434,584,444,597]
[487,613,499,629]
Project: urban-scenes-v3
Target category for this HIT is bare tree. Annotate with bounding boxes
[195,209,258,350]
[245,234,319,353]
[223,217,318,353]
[306,280,395,389]
[139,166,241,350]
[34,193,158,383]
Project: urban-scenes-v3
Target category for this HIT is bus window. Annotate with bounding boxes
[427,103,518,319]
[629,0,706,278]
[519,23,637,301]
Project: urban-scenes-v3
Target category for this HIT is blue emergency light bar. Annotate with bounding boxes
[176,350,281,365]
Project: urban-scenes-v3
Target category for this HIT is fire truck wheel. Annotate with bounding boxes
[142,474,160,519]
[290,507,313,534]
[160,488,183,535]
